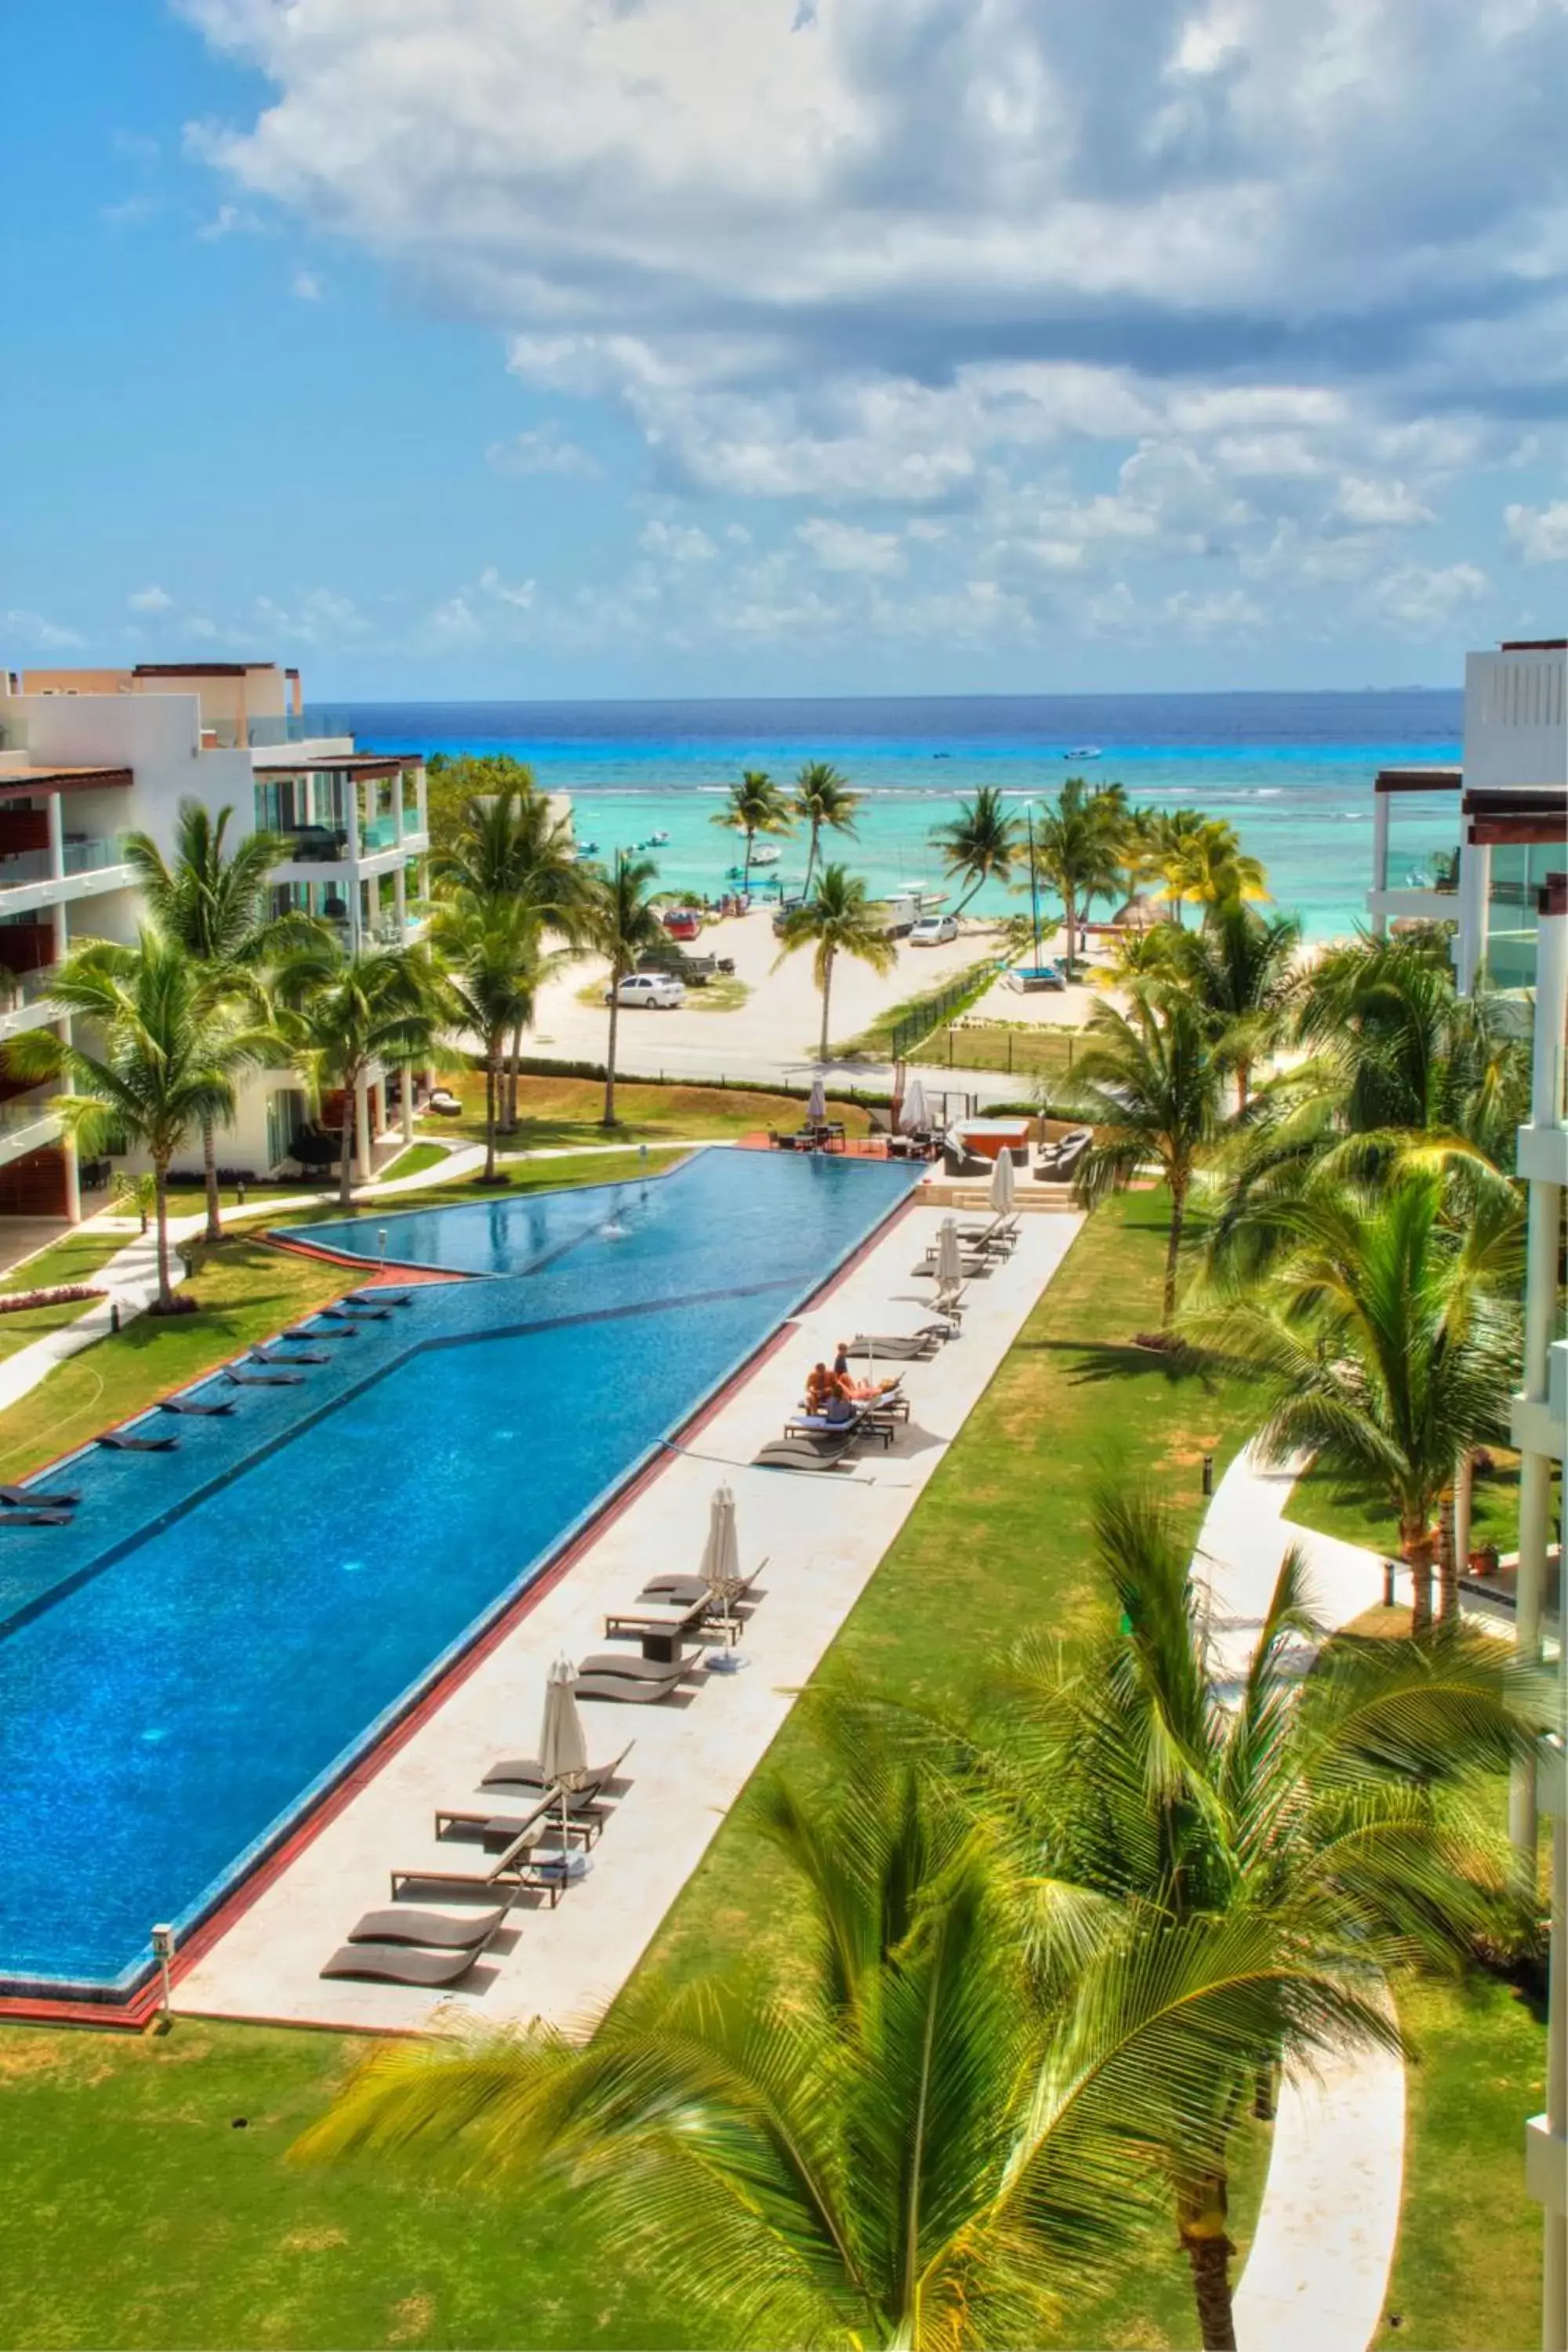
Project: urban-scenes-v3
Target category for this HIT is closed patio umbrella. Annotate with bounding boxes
[935,1215,964,1313]
[806,1075,827,1127]
[989,1147,1016,1214]
[539,1656,590,1880]
[701,1483,747,1670]
[899,1076,931,1135]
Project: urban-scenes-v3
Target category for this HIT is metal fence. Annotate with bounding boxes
[888,961,1004,1061]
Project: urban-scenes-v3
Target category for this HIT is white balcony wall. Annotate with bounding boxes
[1464,648,1568,790]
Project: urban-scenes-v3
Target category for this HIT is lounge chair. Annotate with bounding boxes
[914,1251,989,1279]
[639,1567,761,1610]
[435,1796,605,1847]
[323,1303,391,1323]
[844,1333,938,1362]
[0,1484,79,1508]
[158,1397,235,1417]
[786,1403,894,1449]
[222,1368,305,1387]
[347,1902,514,1948]
[389,1817,550,1900]
[574,1652,693,1704]
[0,1508,74,1526]
[285,1323,357,1341]
[252,1345,329,1365]
[348,1289,413,1307]
[602,1592,713,1649]
[97,1431,179,1452]
[956,1214,1018,1254]
[321,1940,491,1987]
[481,1740,635,1797]
[752,1432,860,1472]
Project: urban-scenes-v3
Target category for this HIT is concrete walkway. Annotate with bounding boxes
[1189,1442,1401,2352]
[173,1204,1083,2034]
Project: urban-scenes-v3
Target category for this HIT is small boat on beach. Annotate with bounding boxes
[750,844,782,867]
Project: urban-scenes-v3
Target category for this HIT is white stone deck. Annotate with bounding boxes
[172,1201,1082,2035]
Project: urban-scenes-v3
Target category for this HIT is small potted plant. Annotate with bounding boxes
[1468,1540,1500,1577]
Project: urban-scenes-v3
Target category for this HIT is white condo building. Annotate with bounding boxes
[0,661,430,1221]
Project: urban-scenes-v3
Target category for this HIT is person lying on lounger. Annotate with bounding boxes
[833,1344,898,1400]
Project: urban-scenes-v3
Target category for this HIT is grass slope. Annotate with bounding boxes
[419,1072,873,1150]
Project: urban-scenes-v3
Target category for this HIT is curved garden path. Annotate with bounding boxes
[1191,1440,1403,2352]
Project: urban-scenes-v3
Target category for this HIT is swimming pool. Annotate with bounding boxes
[0,1149,918,1998]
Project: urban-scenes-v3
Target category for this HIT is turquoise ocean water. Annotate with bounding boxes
[317,691,1464,942]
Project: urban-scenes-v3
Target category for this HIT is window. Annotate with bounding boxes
[265,1088,308,1171]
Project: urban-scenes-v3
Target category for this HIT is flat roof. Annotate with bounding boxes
[1374,765,1463,794]
[132,662,278,678]
[0,764,133,796]
[251,751,419,774]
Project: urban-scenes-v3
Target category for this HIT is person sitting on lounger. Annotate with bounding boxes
[833,1343,898,1401]
[804,1362,837,1414]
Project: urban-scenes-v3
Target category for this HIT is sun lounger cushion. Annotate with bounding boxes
[752,1436,858,1472]
[321,1940,483,1987]
[0,1485,78,1508]
[576,1650,692,1682]
[158,1398,235,1416]
[0,1509,74,1526]
[481,1743,633,1794]
[348,1904,511,1949]
[223,1369,305,1386]
[97,1432,179,1450]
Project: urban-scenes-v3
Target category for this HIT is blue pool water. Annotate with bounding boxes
[0,1151,916,1994]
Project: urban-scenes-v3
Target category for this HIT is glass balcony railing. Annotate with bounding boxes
[0,851,53,888]
[245,714,309,748]
[277,824,350,864]
[0,1085,60,1136]
[61,835,130,877]
[0,964,62,1013]
[360,814,401,852]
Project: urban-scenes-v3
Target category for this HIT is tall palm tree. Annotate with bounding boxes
[1174,901,1303,1111]
[930,786,1022,916]
[274,941,438,1207]
[1034,778,1126,970]
[1068,984,1232,1326]
[1160,816,1268,924]
[873,1490,1529,2348]
[775,863,897,1060]
[122,799,314,1240]
[713,770,792,898]
[430,895,561,1182]
[1193,1167,1523,1631]
[431,786,585,1126]
[581,850,669,1126]
[792,760,860,898]
[296,1704,1355,2352]
[6,933,267,1310]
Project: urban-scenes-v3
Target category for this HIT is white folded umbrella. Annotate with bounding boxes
[700,1482,742,1608]
[989,1149,1016,1214]
[899,1077,931,1135]
[539,1656,590,1871]
[937,1216,964,1289]
[806,1076,827,1124]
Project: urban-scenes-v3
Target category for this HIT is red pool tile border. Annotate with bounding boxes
[0,1187,918,2031]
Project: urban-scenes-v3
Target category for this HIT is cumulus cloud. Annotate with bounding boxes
[2,608,83,652]
[1505,500,1568,563]
[485,423,598,479]
[128,584,174,612]
[1367,562,1489,632]
[797,517,906,574]
[1333,477,1435,529]
[290,269,324,302]
[252,588,368,643]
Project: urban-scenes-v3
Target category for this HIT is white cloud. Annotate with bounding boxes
[128,584,174,613]
[1504,500,1568,564]
[638,518,717,564]
[1333,476,1435,529]
[102,196,158,230]
[290,269,324,301]
[252,587,368,642]
[426,594,485,644]
[198,201,263,240]
[1367,561,1489,631]
[477,565,536,608]
[485,423,597,478]
[797,517,906,575]
[2,608,83,652]
[1164,586,1265,635]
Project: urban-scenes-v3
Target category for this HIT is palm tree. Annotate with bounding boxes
[1160,816,1267,924]
[1034,778,1126,970]
[930,786,1022,916]
[6,933,266,1311]
[1068,984,1232,1326]
[122,799,315,1240]
[274,941,439,1207]
[775,863,898,1061]
[580,851,669,1126]
[792,760,860,897]
[876,1489,1529,2348]
[1174,901,1302,1110]
[1193,1167,1523,1632]
[713,770,792,898]
[296,1701,1357,2352]
[431,786,585,1127]
[430,895,561,1182]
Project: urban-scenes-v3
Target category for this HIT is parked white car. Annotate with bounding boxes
[605,971,687,1009]
[908,914,960,946]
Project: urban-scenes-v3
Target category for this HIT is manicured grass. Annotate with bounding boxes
[416,1071,873,1150]
[377,1141,452,1181]
[913,1018,1080,1081]
[1370,1970,1546,2350]
[0,1229,129,1362]
[1288,1451,1540,1564]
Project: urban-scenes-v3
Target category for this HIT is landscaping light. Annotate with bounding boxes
[1201,1454,1214,1497]
[151,1922,175,2018]
[377,1227,387,1264]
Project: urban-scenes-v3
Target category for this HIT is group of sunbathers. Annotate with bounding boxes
[803,1345,900,1423]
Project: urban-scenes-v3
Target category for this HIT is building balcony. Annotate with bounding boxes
[1366,885,1459,930]
[0,837,132,913]
[0,964,64,1041]
[0,1086,64,1168]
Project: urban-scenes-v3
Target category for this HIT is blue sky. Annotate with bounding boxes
[3,0,1566,700]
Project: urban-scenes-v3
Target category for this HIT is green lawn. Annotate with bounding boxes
[415,1071,873,1151]
[831,951,1000,1058]
[913,1018,1080,1082]
[0,1229,130,1363]
[1370,1970,1546,2351]
[1288,1451,1541,1564]
[377,1142,453,1182]
[0,1188,1542,2350]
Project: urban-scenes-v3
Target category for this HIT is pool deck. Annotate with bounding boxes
[171,1201,1082,2036]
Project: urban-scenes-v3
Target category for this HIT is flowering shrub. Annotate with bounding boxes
[0,1283,107,1316]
